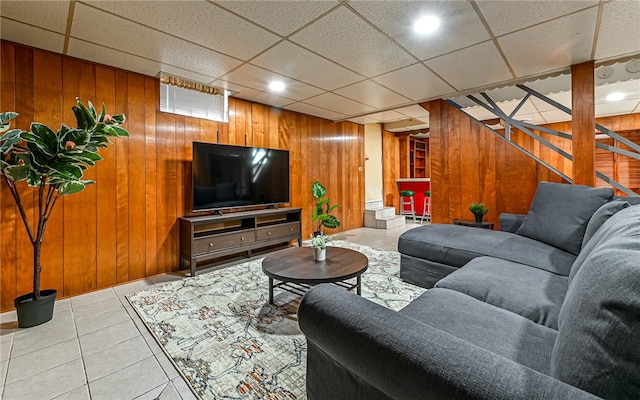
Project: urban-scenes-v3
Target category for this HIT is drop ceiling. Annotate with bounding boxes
[1,1,639,132]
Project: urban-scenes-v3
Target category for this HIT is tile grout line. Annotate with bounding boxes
[71,295,92,400]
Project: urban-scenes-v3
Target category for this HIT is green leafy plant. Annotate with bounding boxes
[310,233,332,250]
[311,181,340,233]
[0,99,129,300]
[469,202,488,216]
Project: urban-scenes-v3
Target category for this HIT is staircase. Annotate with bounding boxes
[364,207,406,229]
[451,83,639,196]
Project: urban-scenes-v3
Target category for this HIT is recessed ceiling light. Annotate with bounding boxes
[413,16,440,35]
[268,81,285,92]
[606,92,625,102]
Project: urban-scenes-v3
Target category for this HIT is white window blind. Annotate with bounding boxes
[160,82,229,122]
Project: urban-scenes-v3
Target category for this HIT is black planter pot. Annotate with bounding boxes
[14,289,57,328]
[474,214,484,223]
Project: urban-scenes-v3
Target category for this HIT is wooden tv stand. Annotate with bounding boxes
[179,207,302,276]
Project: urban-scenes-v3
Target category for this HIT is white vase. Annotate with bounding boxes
[314,247,326,262]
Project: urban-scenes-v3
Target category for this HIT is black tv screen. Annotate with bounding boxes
[192,142,290,212]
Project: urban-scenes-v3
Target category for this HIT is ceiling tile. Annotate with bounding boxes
[395,105,430,119]
[540,109,573,124]
[346,116,381,125]
[530,92,572,113]
[220,64,323,101]
[283,102,346,121]
[373,63,454,101]
[461,107,497,122]
[251,41,363,91]
[498,8,598,77]
[515,113,546,126]
[71,4,242,79]
[364,110,407,122]
[290,6,415,77]
[334,80,411,109]
[0,0,69,34]
[351,1,490,60]
[0,19,64,53]
[596,99,640,117]
[87,1,279,61]
[477,1,598,37]
[426,41,513,91]
[595,80,640,103]
[230,88,296,109]
[216,1,338,37]
[303,92,375,116]
[492,98,538,117]
[595,1,640,60]
[68,38,216,83]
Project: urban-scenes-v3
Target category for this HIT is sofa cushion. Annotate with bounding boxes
[435,257,568,329]
[516,182,613,255]
[398,224,576,276]
[581,198,629,249]
[400,288,558,374]
[569,203,639,283]
[551,205,640,399]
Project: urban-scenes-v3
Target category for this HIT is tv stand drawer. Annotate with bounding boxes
[194,230,255,254]
[256,222,301,241]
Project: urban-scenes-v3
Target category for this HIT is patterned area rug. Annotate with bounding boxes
[127,241,425,400]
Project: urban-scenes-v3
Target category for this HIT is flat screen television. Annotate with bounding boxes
[192,142,290,212]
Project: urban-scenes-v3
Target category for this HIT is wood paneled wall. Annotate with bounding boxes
[425,99,565,225]
[381,130,402,212]
[0,41,364,311]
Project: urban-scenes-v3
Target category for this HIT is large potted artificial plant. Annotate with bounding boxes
[0,99,129,328]
[311,181,340,236]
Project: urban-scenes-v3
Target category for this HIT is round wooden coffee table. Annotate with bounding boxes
[262,246,368,304]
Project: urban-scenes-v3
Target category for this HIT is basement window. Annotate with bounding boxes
[159,73,229,122]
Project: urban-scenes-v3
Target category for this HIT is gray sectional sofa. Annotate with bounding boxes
[298,182,640,399]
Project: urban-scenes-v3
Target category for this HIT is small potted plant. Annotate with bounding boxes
[0,99,129,328]
[469,202,488,223]
[311,181,340,236]
[310,234,332,262]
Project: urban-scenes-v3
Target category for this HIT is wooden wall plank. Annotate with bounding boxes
[33,49,64,296]
[125,73,146,280]
[382,129,400,213]
[14,45,36,297]
[1,41,18,309]
[62,57,97,296]
[144,76,158,277]
[114,69,130,284]
[95,65,118,288]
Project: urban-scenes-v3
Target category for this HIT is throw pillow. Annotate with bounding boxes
[581,199,629,249]
[516,182,613,255]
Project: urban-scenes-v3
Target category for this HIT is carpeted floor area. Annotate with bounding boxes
[127,240,425,400]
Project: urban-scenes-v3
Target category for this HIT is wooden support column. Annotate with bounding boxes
[571,61,596,186]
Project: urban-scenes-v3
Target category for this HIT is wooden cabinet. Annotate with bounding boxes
[179,208,302,276]
[410,138,429,178]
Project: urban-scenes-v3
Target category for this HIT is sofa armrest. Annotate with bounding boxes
[499,213,527,233]
[298,284,600,400]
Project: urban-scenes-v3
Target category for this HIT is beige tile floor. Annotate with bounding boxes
[0,222,421,400]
